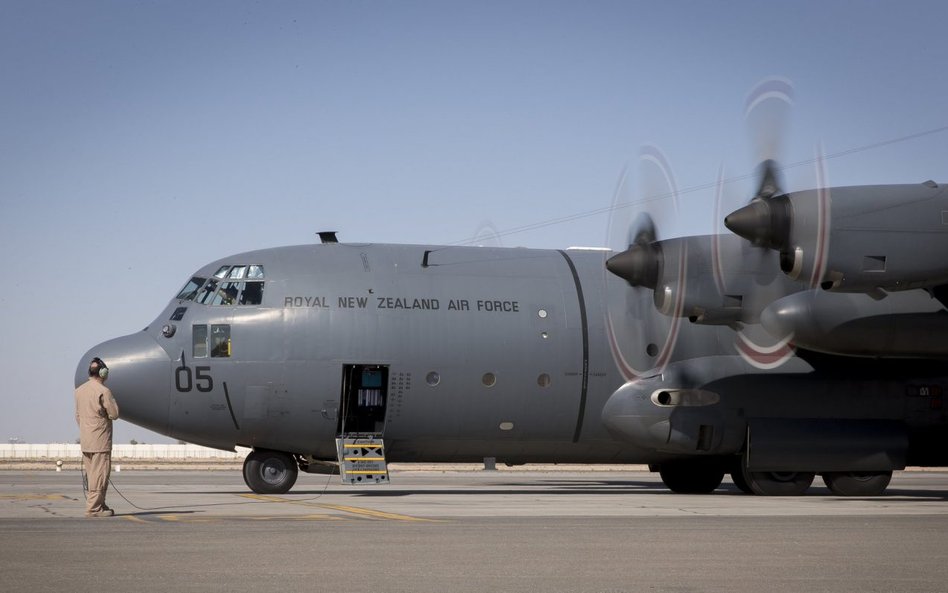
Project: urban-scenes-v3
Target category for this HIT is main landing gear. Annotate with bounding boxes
[822,471,892,496]
[243,450,299,494]
[739,470,815,496]
[658,460,725,494]
[657,457,893,497]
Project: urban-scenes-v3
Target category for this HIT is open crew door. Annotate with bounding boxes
[335,364,390,484]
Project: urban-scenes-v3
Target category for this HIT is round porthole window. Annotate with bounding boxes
[426,371,440,387]
[537,374,551,388]
[646,343,659,357]
[538,309,548,319]
[482,372,497,387]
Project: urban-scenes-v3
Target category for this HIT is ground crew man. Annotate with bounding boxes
[74,357,120,517]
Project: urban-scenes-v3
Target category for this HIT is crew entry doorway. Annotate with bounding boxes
[337,364,389,437]
[336,364,390,485]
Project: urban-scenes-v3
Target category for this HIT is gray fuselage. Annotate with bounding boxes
[78,241,948,470]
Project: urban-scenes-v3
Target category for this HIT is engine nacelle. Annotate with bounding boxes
[600,356,762,455]
[760,288,948,358]
[726,182,948,293]
[608,234,798,325]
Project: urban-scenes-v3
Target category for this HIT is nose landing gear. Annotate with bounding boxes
[243,449,299,494]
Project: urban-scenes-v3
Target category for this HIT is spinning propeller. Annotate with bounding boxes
[605,78,805,376]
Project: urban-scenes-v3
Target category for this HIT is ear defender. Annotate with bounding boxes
[89,358,109,379]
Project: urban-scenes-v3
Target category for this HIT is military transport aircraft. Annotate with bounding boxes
[77,82,948,497]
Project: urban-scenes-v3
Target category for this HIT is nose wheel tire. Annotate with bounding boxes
[243,450,299,494]
[822,471,892,496]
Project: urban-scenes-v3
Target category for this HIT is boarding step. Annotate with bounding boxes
[335,437,389,484]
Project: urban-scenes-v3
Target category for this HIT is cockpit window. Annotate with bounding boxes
[240,281,264,305]
[176,277,207,301]
[196,280,219,305]
[187,265,265,306]
[210,282,241,306]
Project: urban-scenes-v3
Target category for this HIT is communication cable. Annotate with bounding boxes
[78,461,337,513]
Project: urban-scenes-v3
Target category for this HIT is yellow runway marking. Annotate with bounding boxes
[0,494,67,501]
[316,503,433,522]
[240,493,302,504]
[238,493,436,522]
[122,515,149,524]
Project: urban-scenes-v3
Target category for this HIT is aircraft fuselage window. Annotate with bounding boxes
[211,324,231,358]
[228,265,247,279]
[247,265,265,279]
[176,277,207,301]
[213,266,230,279]
[193,324,208,358]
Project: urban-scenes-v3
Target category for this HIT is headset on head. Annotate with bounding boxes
[89,357,109,380]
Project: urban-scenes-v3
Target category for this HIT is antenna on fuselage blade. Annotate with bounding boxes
[317,231,339,244]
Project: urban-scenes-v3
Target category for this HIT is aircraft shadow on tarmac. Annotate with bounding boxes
[163,479,948,500]
[173,479,661,497]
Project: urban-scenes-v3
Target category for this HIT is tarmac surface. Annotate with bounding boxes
[3,469,948,592]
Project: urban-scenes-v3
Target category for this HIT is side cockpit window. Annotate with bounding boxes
[194,324,231,358]
[211,324,231,358]
[193,324,208,358]
[194,323,231,358]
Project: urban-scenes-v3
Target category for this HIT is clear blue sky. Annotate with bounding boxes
[2,0,947,443]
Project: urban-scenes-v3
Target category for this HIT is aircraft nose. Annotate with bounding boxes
[76,331,172,436]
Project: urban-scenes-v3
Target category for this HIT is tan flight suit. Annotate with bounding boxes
[74,379,119,515]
